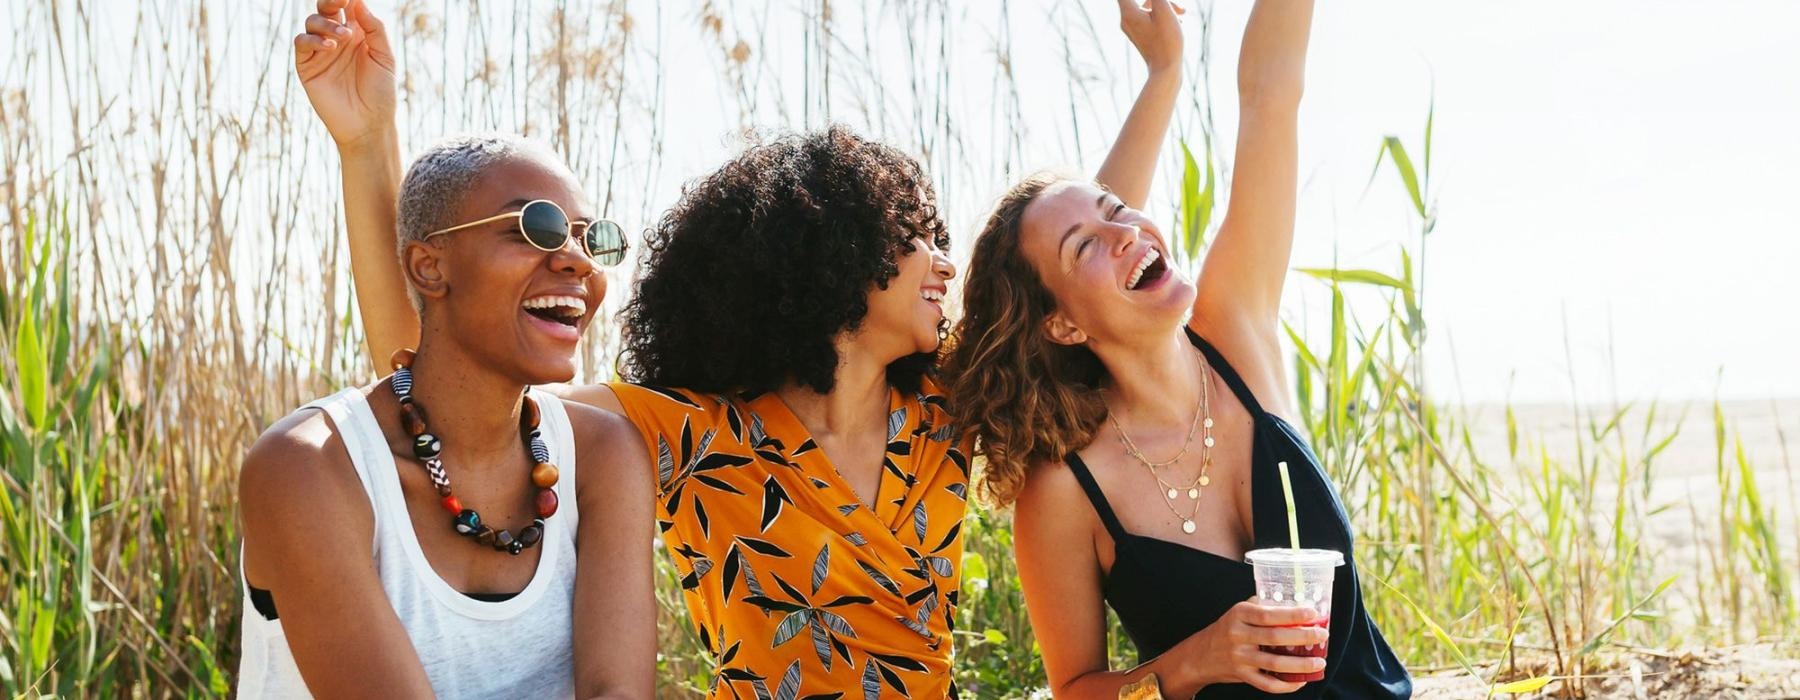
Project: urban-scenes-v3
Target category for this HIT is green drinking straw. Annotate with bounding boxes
[1277,461,1305,596]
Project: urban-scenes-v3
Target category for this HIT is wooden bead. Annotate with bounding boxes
[535,488,559,518]
[475,526,498,546]
[519,396,541,429]
[399,401,429,437]
[440,494,462,514]
[531,462,559,489]
[518,520,545,548]
[390,347,416,370]
[493,529,516,551]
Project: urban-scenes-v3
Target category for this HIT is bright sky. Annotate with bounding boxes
[16,1,1796,405]
[639,0,1800,405]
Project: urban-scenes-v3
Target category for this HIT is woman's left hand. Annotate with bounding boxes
[1119,0,1186,74]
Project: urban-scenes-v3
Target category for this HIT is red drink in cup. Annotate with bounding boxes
[1244,548,1343,682]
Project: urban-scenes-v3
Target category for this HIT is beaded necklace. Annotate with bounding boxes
[389,348,560,555]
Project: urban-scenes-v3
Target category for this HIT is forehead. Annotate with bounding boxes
[458,156,594,221]
[1019,180,1109,261]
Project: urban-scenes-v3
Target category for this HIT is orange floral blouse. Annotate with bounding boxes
[610,379,971,699]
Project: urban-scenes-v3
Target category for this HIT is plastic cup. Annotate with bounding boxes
[1244,548,1344,682]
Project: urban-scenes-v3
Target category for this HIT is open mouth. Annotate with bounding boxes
[920,288,945,307]
[1126,248,1168,291]
[521,294,587,328]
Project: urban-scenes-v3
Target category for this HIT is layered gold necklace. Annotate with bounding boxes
[1105,350,1215,535]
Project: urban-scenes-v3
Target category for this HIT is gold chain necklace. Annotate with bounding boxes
[1105,350,1216,535]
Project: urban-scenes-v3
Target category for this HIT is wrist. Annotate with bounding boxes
[335,126,400,160]
[1145,62,1183,82]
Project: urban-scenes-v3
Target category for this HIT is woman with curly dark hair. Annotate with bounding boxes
[303,0,1182,694]
[943,1,1410,698]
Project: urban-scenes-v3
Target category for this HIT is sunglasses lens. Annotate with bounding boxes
[519,201,570,251]
[587,220,626,266]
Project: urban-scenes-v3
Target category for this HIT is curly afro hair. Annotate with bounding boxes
[618,126,950,396]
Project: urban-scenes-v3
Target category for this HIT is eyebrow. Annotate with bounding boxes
[493,198,595,224]
[1058,192,1115,257]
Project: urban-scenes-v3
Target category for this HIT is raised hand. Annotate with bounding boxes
[295,0,397,150]
[1118,0,1186,74]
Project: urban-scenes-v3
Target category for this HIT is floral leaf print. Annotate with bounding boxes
[694,473,747,495]
[801,695,844,700]
[736,537,793,558]
[845,532,868,546]
[742,558,769,598]
[726,403,745,443]
[886,407,908,442]
[772,609,812,647]
[818,609,858,637]
[644,385,704,409]
[857,560,901,595]
[722,544,742,601]
[657,435,676,489]
[931,521,960,553]
[749,411,768,446]
[875,660,910,697]
[924,555,954,578]
[681,557,715,591]
[861,659,880,700]
[696,451,755,472]
[944,482,967,500]
[744,595,806,614]
[793,438,818,456]
[822,595,874,608]
[751,676,773,700]
[837,504,858,517]
[695,495,711,539]
[810,543,830,595]
[808,615,833,669]
[776,660,802,700]
[929,423,956,443]
[771,572,808,604]
[870,651,930,673]
[810,477,831,489]
[761,476,793,532]
[721,639,741,665]
[721,667,767,682]
[911,502,928,543]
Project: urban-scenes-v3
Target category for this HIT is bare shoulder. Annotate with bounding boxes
[238,405,368,519]
[1014,458,1094,535]
[1186,309,1296,419]
[563,399,651,482]
[546,381,623,415]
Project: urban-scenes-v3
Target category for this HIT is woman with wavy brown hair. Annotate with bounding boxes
[943,1,1410,698]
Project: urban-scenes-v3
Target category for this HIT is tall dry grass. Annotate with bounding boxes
[1,1,1794,698]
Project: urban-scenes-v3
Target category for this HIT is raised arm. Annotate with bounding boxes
[1192,0,1315,333]
[1094,0,1185,209]
[297,0,420,370]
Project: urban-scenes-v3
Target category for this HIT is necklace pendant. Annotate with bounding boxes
[1200,475,1211,487]
[1188,487,1200,499]
[1181,519,1197,534]
[1166,488,1179,500]
[1203,436,1215,448]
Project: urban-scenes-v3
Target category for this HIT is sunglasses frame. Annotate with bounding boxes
[422,199,628,266]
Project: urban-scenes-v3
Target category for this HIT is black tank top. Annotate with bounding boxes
[1063,329,1412,699]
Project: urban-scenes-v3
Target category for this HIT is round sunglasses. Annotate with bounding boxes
[423,199,628,266]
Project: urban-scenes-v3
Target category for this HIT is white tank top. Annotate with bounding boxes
[236,387,578,699]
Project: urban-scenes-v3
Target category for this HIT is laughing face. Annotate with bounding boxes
[1018,180,1195,347]
[860,235,956,358]
[408,157,605,384]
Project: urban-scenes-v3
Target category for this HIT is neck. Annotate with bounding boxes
[406,333,529,464]
[775,338,891,439]
[1093,330,1201,429]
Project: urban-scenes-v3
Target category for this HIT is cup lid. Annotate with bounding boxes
[1244,548,1344,567]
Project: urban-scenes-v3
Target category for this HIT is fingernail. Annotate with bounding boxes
[334,25,351,37]
[322,39,337,49]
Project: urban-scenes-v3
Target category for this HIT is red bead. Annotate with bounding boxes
[400,401,429,437]
[390,347,416,370]
[519,396,541,430]
[440,494,462,513]
[535,488,559,518]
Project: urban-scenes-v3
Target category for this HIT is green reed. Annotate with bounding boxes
[2,2,1794,698]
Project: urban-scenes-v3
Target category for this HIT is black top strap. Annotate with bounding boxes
[1184,327,1265,418]
[1062,453,1130,542]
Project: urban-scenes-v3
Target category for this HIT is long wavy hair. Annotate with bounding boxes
[942,174,1108,507]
